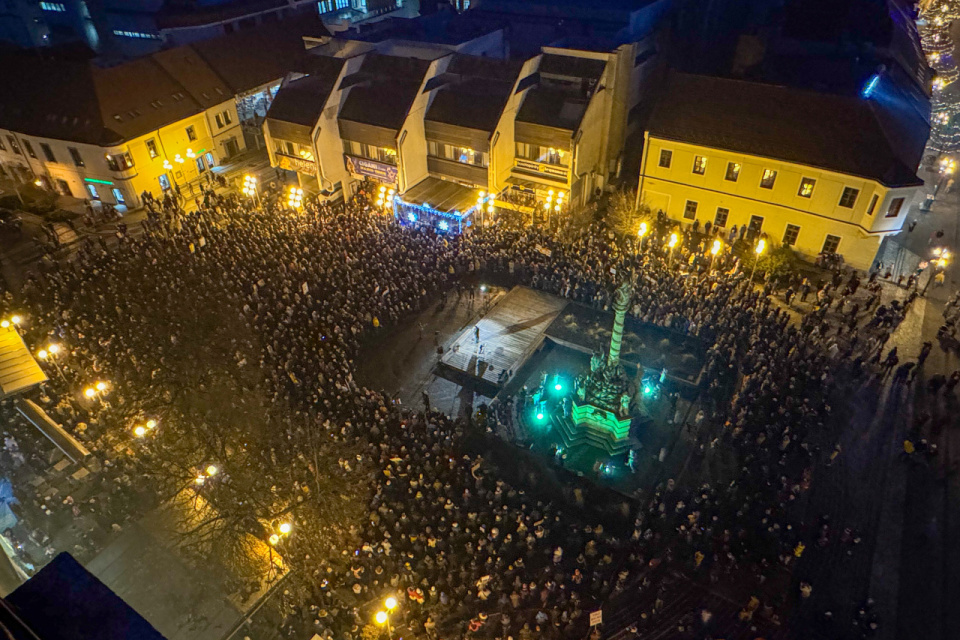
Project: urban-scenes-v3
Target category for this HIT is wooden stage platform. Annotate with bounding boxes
[440,286,567,388]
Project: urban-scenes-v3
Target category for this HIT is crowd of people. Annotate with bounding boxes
[0,178,944,640]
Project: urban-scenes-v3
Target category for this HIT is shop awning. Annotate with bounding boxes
[400,177,479,215]
[0,328,46,398]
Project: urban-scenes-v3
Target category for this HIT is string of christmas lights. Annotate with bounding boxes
[919,6,960,154]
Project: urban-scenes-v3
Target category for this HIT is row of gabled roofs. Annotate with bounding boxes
[269,49,605,139]
[0,16,329,147]
[269,42,924,189]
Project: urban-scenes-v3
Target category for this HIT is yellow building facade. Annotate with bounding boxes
[1,103,240,209]
[639,136,920,269]
[638,73,925,271]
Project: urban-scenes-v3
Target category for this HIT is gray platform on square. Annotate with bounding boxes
[440,286,568,387]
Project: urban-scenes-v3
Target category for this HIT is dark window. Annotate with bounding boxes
[783,224,800,246]
[56,179,70,196]
[683,200,698,220]
[40,143,55,162]
[7,136,20,154]
[748,215,764,235]
[186,126,197,141]
[658,149,672,168]
[0,137,5,151]
[23,140,36,158]
[866,193,879,216]
[223,110,232,125]
[692,155,707,175]
[68,147,84,167]
[838,186,859,208]
[822,234,841,254]
[215,114,224,128]
[760,169,777,189]
[714,207,729,228]
[146,139,158,158]
[725,162,740,182]
[885,197,905,218]
[798,177,815,198]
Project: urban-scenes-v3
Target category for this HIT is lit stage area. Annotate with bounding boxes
[439,286,568,391]
[394,177,480,234]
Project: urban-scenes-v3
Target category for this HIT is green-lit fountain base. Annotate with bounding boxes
[552,399,649,456]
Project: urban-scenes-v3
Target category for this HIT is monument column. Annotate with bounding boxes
[607,279,632,368]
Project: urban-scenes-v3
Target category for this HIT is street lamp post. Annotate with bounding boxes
[750,239,766,285]
[637,222,648,252]
[1,315,23,335]
[710,239,722,271]
[935,157,956,197]
[287,186,303,211]
[83,380,111,408]
[922,250,950,295]
[37,342,65,380]
[667,233,678,267]
[376,596,398,639]
[266,520,293,580]
[242,175,262,210]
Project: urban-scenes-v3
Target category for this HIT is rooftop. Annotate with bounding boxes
[425,55,523,132]
[646,72,923,188]
[338,54,432,131]
[0,17,323,146]
[3,553,166,640]
[190,15,329,94]
[266,58,346,127]
[538,53,606,80]
[516,86,591,131]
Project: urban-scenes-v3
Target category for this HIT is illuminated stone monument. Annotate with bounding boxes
[557,278,645,455]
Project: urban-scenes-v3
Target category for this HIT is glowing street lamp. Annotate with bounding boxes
[923,248,951,295]
[38,340,67,380]
[750,238,766,284]
[287,186,304,210]
[936,157,957,196]
[376,596,397,638]
[242,175,262,209]
[667,232,678,266]
[84,380,110,406]
[133,417,158,439]
[710,239,722,270]
[2,315,23,334]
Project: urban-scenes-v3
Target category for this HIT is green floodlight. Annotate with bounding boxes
[643,386,653,396]
[554,383,562,391]
[536,412,544,420]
